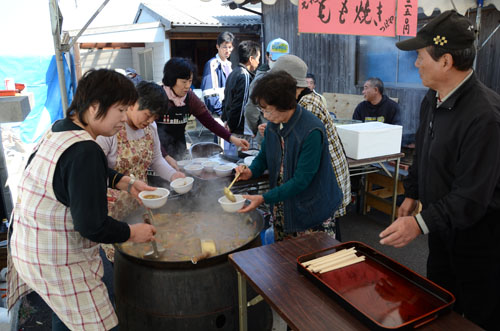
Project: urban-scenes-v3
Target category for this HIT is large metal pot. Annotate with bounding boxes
[114,192,272,330]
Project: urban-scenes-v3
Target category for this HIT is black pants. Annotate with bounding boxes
[427,217,500,330]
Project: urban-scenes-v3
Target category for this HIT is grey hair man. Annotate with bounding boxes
[353,77,401,125]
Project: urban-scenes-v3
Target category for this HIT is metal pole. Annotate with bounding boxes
[68,0,111,50]
[49,0,69,113]
[237,271,248,331]
[473,0,484,70]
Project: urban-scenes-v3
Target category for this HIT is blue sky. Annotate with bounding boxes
[1,0,143,56]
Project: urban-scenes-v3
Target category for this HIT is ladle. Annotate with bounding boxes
[223,165,246,202]
[143,208,166,259]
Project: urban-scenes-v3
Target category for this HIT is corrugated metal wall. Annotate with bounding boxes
[262,2,500,138]
[474,8,500,91]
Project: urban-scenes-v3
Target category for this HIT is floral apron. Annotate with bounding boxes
[102,125,154,261]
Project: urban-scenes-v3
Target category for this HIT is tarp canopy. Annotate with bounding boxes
[0,55,75,143]
[419,0,500,16]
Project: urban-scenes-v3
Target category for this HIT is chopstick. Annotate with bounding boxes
[303,247,356,267]
[304,248,365,274]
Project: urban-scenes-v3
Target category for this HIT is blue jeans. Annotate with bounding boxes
[52,312,119,331]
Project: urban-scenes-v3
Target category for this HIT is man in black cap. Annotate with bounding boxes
[379,10,500,329]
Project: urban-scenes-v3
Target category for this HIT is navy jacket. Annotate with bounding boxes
[264,106,342,233]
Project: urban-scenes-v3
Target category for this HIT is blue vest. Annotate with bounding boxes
[265,105,342,233]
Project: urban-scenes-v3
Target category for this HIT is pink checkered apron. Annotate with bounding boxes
[6,129,118,330]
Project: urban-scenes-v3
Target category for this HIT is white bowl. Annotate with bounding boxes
[139,188,170,209]
[244,156,256,167]
[201,161,220,172]
[218,195,246,213]
[184,164,203,176]
[192,157,209,164]
[170,177,194,194]
[177,159,192,171]
[214,164,234,177]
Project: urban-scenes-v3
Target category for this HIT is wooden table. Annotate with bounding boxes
[229,232,481,331]
[348,152,405,222]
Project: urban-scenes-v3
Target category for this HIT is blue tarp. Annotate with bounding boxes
[0,54,75,143]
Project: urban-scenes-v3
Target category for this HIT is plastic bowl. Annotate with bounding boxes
[177,159,192,171]
[218,195,245,213]
[244,156,256,167]
[184,164,203,176]
[202,161,220,173]
[170,177,194,194]
[214,164,234,177]
[139,188,170,209]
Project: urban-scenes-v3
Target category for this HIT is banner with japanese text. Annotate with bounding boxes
[298,0,418,37]
[397,0,418,36]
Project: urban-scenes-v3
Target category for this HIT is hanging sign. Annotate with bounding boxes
[298,0,416,37]
[396,0,418,36]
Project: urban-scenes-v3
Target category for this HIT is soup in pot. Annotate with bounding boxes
[118,211,259,261]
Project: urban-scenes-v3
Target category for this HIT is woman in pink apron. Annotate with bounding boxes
[97,81,185,261]
[7,69,157,331]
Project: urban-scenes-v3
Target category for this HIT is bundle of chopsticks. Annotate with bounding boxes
[303,247,365,274]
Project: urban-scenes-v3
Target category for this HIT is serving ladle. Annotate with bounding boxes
[223,165,246,202]
[143,208,166,259]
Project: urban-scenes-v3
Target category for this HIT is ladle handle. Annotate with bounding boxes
[144,208,161,257]
[227,165,246,190]
[227,172,241,190]
[150,241,161,257]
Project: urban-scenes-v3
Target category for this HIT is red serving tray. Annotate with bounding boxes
[297,241,455,330]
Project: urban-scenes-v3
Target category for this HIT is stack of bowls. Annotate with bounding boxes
[184,164,203,176]
[214,163,236,177]
[177,160,192,171]
[201,161,220,173]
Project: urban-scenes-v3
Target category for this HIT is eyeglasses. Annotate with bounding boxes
[220,46,233,50]
[258,106,274,115]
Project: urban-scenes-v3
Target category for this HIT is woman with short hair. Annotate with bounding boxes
[7,69,156,331]
[235,71,342,241]
[157,57,249,160]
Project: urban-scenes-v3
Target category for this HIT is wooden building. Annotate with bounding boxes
[66,0,261,86]
[261,2,500,142]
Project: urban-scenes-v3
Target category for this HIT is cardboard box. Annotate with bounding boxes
[336,122,402,159]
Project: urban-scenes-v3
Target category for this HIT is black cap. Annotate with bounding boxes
[396,10,475,51]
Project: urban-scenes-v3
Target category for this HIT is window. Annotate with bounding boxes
[138,49,153,81]
[356,35,421,85]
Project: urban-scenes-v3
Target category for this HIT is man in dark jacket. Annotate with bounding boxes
[379,10,500,330]
[352,77,401,125]
[221,40,260,148]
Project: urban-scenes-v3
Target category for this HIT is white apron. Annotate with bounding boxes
[7,129,118,330]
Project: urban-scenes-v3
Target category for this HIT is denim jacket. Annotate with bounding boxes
[265,106,342,233]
